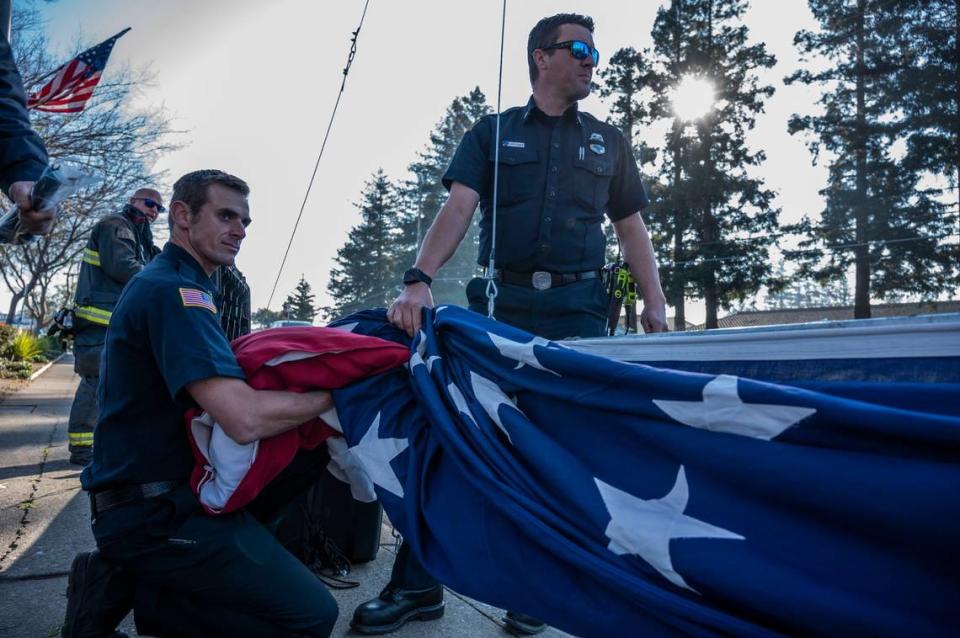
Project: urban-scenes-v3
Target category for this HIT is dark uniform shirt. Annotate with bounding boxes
[442,96,648,273]
[81,243,245,493]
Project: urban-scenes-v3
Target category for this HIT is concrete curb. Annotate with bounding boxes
[28,352,66,381]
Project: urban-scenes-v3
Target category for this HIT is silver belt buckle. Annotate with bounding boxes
[531,271,552,290]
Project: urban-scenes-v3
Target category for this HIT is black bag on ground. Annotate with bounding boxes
[272,468,383,581]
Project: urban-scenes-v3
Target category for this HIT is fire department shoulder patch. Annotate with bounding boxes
[179,288,217,314]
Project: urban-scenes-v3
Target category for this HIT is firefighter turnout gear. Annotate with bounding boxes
[68,205,158,466]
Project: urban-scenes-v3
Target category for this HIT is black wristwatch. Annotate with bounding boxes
[402,267,433,287]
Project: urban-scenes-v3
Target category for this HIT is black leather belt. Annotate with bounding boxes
[494,269,600,291]
[89,480,182,518]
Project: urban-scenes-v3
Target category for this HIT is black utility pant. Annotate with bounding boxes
[94,447,338,638]
[389,277,606,591]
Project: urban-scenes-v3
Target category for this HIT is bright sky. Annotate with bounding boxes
[23,0,826,325]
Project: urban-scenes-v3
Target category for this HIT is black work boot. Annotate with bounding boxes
[69,448,93,467]
[350,585,445,635]
[503,610,547,635]
[61,550,133,638]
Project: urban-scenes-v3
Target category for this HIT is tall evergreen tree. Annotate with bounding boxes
[398,87,491,305]
[283,275,317,322]
[326,170,402,319]
[617,0,780,329]
[895,0,959,281]
[597,48,660,263]
[597,47,659,167]
[786,0,957,318]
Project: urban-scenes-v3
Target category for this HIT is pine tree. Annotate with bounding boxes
[597,48,660,263]
[397,87,491,305]
[326,170,402,319]
[786,0,957,318]
[597,47,659,167]
[283,275,317,322]
[252,307,281,329]
[895,0,959,286]
[623,0,780,329]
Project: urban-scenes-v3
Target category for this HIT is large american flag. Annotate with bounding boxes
[26,28,130,113]
[327,306,960,637]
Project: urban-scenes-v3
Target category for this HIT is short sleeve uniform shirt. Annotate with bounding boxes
[442,96,649,273]
[81,243,245,493]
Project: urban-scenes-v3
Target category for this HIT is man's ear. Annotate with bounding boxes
[533,48,549,73]
[169,201,192,230]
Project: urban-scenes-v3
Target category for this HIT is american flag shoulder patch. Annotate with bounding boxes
[179,288,218,314]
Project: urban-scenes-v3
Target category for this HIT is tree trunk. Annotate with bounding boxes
[673,228,686,331]
[853,0,872,319]
[672,3,686,331]
[6,291,22,325]
[672,126,686,331]
[703,204,719,329]
[703,0,720,330]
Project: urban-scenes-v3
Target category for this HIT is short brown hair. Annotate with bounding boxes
[169,170,249,230]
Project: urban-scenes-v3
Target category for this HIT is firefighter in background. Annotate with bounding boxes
[68,187,163,465]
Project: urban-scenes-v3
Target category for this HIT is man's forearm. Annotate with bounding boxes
[241,388,333,442]
[187,377,333,444]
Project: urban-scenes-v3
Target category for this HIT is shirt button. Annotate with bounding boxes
[553,142,560,149]
[540,244,551,252]
[550,190,556,197]
[551,166,558,172]
[544,217,552,222]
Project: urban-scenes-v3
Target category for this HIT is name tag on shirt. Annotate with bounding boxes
[502,140,526,149]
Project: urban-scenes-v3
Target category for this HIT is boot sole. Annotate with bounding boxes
[61,553,91,638]
[350,602,445,635]
[503,617,547,636]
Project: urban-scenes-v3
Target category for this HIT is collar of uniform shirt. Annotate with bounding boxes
[521,95,583,127]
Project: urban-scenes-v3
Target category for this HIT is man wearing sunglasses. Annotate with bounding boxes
[67,187,165,466]
[366,12,668,638]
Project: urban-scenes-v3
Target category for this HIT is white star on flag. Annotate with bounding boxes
[653,374,816,440]
[470,371,524,442]
[595,467,744,593]
[410,330,442,373]
[487,332,562,376]
[446,383,478,428]
[348,412,408,498]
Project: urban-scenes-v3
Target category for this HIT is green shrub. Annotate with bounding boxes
[38,335,64,358]
[0,323,17,359]
[0,359,33,379]
[12,331,44,362]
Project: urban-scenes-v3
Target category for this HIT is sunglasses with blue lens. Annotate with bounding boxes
[541,40,600,66]
[133,197,166,213]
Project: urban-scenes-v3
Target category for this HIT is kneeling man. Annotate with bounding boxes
[63,170,338,638]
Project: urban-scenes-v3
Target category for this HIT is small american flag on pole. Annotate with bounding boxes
[27,28,130,113]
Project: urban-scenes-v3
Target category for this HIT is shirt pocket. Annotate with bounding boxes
[572,156,615,213]
[489,146,540,206]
